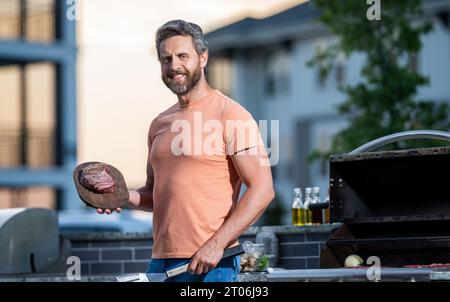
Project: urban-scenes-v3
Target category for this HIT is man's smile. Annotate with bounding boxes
[172,74,186,81]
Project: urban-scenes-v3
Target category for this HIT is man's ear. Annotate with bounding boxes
[200,50,208,68]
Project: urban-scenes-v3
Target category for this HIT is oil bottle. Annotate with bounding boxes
[311,187,323,225]
[304,187,313,225]
[322,188,330,224]
[291,187,305,226]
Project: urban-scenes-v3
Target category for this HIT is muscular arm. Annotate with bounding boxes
[128,160,154,212]
[188,145,275,274]
[212,145,274,246]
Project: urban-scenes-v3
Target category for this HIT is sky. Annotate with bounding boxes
[77,0,307,187]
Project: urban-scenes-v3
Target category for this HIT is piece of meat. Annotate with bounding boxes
[80,163,115,193]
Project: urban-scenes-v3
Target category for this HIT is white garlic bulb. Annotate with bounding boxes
[344,254,364,267]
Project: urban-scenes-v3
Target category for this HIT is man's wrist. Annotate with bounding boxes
[209,234,228,250]
[126,190,140,209]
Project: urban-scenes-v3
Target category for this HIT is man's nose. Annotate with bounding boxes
[169,57,182,71]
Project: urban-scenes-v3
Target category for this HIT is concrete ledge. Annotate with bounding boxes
[64,232,153,241]
[244,224,341,235]
[63,224,342,241]
[0,273,267,282]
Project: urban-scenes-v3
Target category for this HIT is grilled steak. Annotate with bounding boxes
[80,163,116,193]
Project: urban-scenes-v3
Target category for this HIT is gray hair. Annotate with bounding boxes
[155,20,208,60]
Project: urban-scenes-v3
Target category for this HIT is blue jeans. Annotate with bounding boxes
[146,255,240,282]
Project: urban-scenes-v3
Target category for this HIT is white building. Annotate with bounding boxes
[205,0,450,223]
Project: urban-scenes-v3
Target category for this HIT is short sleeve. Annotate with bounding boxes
[223,103,264,155]
[148,118,159,149]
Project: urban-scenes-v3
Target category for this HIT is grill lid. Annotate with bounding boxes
[0,208,59,274]
[330,146,450,223]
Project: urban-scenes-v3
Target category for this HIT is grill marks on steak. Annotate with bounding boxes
[80,163,116,193]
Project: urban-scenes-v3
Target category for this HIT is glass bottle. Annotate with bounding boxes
[304,187,313,226]
[311,187,322,225]
[322,188,331,224]
[291,187,305,226]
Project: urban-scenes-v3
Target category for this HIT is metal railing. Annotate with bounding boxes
[0,126,57,209]
[0,0,55,42]
[0,0,19,39]
[0,127,55,167]
[0,186,56,208]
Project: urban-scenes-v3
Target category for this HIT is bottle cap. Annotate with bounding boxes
[243,241,254,253]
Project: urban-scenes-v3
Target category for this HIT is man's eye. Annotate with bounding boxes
[180,54,187,59]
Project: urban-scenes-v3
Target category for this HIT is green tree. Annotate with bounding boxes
[308,0,450,158]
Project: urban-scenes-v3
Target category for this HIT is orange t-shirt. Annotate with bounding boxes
[148,89,264,258]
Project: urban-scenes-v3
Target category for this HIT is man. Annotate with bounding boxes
[98,19,274,282]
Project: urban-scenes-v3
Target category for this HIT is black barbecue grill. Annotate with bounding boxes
[319,130,450,277]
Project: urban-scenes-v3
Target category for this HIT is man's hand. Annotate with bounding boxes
[96,208,122,215]
[188,242,225,275]
[96,189,143,214]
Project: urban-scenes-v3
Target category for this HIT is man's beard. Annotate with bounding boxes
[162,66,202,95]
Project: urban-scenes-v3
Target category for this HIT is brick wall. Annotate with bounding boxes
[69,234,153,275]
[66,224,339,275]
[277,231,331,269]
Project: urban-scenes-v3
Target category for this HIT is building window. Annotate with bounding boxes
[0,186,56,209]
[408,53,419,72]
[264,70,276,96]
[335,62,346,87]
[0,0,20,39]
[208,57,233,97]
[0,0,55,42]
[317,128,332,177]
[0,62,57,168]
[262,48,291,98]
[315,67,326,89]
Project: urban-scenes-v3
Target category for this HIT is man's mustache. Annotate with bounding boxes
[167,70,188,78]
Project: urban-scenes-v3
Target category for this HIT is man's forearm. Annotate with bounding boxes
[208,185,274,249]
[127,186,153,212]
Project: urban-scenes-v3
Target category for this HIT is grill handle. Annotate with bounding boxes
[349,130,450,154]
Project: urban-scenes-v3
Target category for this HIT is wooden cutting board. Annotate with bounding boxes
[73,161,129,210]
